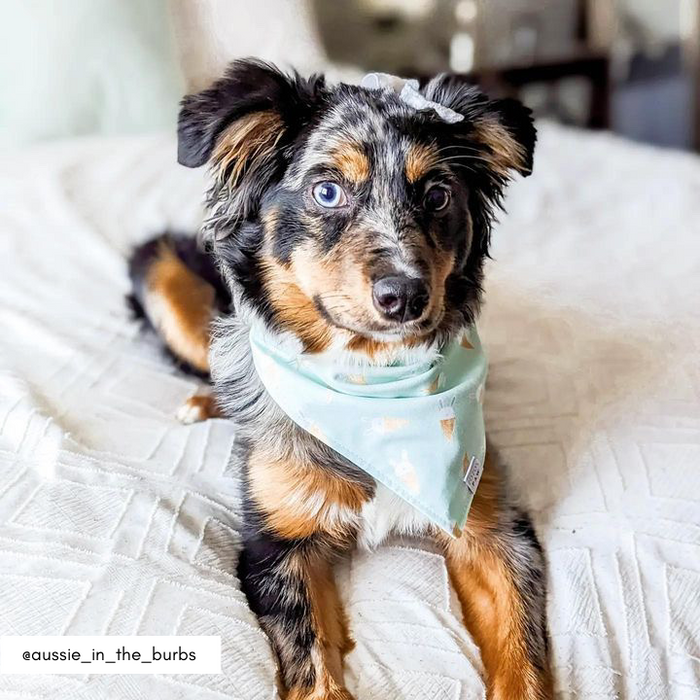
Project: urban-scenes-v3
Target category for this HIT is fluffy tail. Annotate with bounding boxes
[127,233,230,376]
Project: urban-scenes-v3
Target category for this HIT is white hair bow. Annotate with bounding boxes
[360,72,464,124]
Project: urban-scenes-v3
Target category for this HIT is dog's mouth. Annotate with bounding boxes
[314,294,444,343]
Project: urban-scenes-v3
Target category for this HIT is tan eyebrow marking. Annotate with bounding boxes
[405,142,439,183]
[330,141,371,184]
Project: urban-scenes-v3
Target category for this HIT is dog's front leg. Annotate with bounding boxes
[238,533,354,699]
[237,446,368,697]
[438,453,553,700]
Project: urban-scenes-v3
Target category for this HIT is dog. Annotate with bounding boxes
[128,59,551,700]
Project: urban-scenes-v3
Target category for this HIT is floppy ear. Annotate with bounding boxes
[422,74,536,177]
[177,58,324,170]
[178,60,325,242]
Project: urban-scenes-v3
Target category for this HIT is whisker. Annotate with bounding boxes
[435,153,492,163]
[436,151,492,161]
[433,144,486,155]
[434,156,491,169]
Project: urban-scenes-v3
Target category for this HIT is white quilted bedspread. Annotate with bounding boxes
[1,124,699,700]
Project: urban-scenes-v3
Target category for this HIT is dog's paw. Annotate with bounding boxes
[176,395,221,424]
[287,685,355,700]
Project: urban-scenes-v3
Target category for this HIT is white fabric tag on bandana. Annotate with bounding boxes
[463,455,483,494]
[360,72,465,124]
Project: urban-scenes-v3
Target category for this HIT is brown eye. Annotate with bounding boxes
[424,186,450,212]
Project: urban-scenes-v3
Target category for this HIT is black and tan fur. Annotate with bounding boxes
[128,60,551,699]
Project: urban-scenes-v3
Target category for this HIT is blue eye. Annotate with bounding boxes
[312,181,347,208]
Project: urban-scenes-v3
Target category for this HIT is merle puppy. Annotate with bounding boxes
[129,59,551,700]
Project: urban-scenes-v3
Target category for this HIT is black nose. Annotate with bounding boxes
[372,276,429,322]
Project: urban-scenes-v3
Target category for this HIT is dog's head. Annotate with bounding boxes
[178,60,535,355]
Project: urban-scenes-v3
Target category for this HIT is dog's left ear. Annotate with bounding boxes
[422,74,536,177]
[177,60,325,239]
[177,59,324,171]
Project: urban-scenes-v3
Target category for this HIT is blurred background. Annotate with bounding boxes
[1,0,698,151]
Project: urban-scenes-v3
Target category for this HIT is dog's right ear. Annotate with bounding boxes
[177,59,324,171]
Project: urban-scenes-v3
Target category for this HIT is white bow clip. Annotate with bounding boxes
[361,72,464,124]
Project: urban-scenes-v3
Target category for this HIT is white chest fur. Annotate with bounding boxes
[356,483,433,550]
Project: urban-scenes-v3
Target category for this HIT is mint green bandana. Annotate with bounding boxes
[248,326,488,537]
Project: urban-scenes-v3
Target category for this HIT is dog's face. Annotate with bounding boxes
[178,61,535,354]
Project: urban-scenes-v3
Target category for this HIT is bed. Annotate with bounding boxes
[1,123,699,699]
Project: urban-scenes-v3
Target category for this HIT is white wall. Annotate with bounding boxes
[620,0,682,42]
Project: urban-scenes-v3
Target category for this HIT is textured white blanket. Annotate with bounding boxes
[0,124,699,699]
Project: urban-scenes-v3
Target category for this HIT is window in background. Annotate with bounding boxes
[313,0,700,151]
[0,0,183,147]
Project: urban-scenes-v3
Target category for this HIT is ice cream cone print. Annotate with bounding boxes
[344,373,367,385]
[440,417,455,440]
[437,399,457,441]
[426,372,443,394]
[363,416,409,436]
[462,452,471,475]
[256,353,282,390]
[390,450,420,494]
[382,417,409,432]
[460,334,474,349]
[306,421,327,443]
